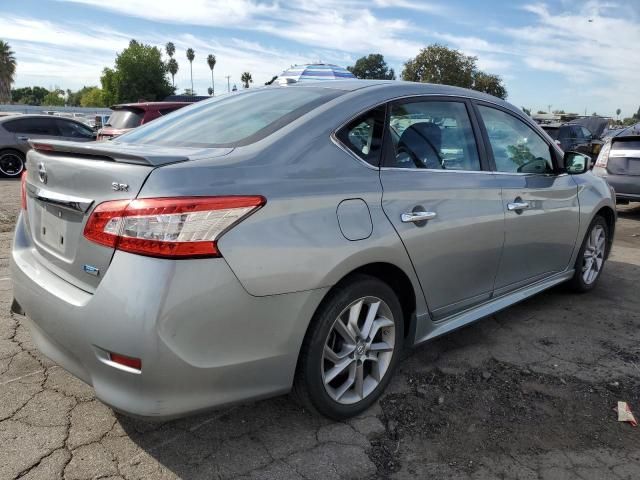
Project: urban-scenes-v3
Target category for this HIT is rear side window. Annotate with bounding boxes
[3,117,58,135]
[386,100,481,171]
[118,88,343,148]
[106,109,144,129]
[335,105,385,166]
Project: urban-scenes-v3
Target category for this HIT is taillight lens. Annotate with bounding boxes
[595,141,611,168]
[20,170,27,210]
[84,196,265,259]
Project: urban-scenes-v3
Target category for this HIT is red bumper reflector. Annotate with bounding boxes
[109,352,142,370]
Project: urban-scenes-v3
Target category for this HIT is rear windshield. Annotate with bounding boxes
[612,139,640,150]
[106,109,144,129]
[117,87,343,148]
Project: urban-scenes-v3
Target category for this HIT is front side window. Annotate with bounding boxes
[119,88,343,148]
[386,100,481,171]
[478,105,554,174]
[335,105,385,166]
[56,119,93,138]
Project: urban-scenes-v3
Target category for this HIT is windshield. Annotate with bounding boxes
[106,109,144,129]
[117,87,343,148]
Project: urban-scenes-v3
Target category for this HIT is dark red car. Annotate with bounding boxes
[97,102,191,140]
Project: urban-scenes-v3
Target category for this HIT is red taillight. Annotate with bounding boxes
[595,141,611,168]
[83,196,265,259]
[32,142,55,152]
[20,170,27,210]
[109,352,141,370]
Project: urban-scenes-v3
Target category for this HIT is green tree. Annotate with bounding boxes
[401,44,507,99]
[472,72,507,99]
[165,42,178,88]
[264,75,278,85]
[42,89,65,106]
[241,71,253,89]
[167,58,179,89]
[165,42,175,59]
[616,108,621,120]
[0,40,17,103]
[207,54,216,96]
[11,86,49,105]
[80,87,105,107]
[100,39,174,104]
[66,86,96,106]
[347,53,395,80]
[186,48,195,93]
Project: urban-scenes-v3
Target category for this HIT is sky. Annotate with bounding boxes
[0,0,638,117]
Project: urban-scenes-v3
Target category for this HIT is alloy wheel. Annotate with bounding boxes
[322,296,395,405]
[582,224,606,285]
[0,152,24,177]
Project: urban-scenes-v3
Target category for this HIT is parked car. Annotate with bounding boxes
[593,123,640,203]
[0,114,95,177]
[541,123,604,159]
[94,114,111,131]
[12,82,616,420]
[97,102,190,140]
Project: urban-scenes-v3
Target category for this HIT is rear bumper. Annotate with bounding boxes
[593,168,640,200]
[11,212,327,419]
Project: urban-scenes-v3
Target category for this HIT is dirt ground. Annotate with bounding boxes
[1,177,639,479]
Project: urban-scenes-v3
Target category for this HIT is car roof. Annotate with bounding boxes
[279,80,519,112]
[111,102,191,110]
[0,114,88,124]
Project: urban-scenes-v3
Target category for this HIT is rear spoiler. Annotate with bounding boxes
[28,139,189,166]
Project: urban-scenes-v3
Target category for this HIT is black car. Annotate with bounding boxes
[542,123,604,160]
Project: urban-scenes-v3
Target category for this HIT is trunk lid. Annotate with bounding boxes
[23,141,232,292]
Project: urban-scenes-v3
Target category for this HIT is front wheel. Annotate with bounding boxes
[568,215,609,292]
[293,274,404,420]
[0,150,25,178]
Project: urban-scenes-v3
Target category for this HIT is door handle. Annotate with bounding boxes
[401,211,437,223]
[507,201,530,211]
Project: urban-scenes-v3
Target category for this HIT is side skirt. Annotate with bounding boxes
[413,270,574,346]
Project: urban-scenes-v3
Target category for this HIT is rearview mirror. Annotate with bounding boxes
[564,151,591,174]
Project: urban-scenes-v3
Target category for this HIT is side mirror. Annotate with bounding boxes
[564,151,591,174]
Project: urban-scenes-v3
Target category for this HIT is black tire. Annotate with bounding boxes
[567,215,609,292]
[0,149,25,178]
[293,274,404,420]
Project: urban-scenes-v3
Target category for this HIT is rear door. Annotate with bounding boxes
[380,97,505,320]
[475,103,579,294]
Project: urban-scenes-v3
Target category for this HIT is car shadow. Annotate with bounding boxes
[616,203,640,219]
[114,259,640,479]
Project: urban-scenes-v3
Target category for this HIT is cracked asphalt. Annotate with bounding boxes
[1,177,639,479]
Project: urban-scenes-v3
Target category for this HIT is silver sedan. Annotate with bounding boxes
[11,81,616,420]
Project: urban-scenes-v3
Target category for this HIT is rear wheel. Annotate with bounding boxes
[293,274,403,419]
[568,215,608,292]
[0,150,25,178]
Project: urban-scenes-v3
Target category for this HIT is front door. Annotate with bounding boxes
[380,98,505,320]
[475,103,580,294]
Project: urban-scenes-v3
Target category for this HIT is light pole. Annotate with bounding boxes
[225,75,231,93]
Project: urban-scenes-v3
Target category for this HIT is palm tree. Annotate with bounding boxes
[616,108,621,121]
[0,40,17,103]
[186,48,195,94]
[167,58,179,89]
[165,42,175,59]
[240,72,253,89]
[206,54,216,96]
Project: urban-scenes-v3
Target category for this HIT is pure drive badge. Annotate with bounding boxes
[83,264,100,276]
